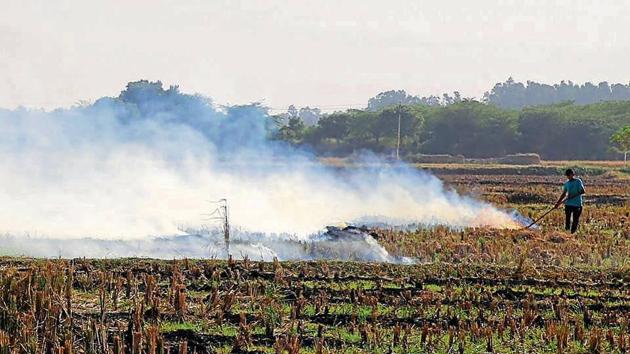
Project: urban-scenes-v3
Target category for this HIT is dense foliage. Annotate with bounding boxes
[610,125,630,160]
[484,78,630,109]
[364,79,630,112]
[276,100,630,160]
[29,79,627,161]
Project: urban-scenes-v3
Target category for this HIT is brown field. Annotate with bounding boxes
[0,163,628,353]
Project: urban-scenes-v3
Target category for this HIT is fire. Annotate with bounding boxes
[470,207,525,230]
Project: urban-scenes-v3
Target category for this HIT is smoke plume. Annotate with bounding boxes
[0,81,521,260]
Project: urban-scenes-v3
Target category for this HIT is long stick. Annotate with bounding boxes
[523,206,557,229]
[522,191,584,229]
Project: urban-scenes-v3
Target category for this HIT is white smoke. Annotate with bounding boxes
[0,81,521,259]
[0,226,414,263]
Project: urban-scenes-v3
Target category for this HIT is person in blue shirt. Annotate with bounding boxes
[554,169,585,233]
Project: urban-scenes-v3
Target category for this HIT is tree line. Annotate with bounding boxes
[485,78,630,110]
[58,79,630,161]
[274,100,630,160]
[362,78,630,112]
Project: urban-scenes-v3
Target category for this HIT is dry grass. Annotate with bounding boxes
[0,165,627,353]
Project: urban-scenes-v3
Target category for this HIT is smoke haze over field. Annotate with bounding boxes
[0,81,521,259]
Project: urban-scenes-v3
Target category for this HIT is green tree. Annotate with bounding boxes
[274,92,630,160]
[485,78,630,109]
[610,125,630,162]
[346,110,380,148]
[367,90,422,111]
[518,101,629,160]
[375,105,424,154]
[278,116,305,144]
[316,112,352,144]
[423,101,517,157]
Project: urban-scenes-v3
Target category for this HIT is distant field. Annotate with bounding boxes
[322,156,628,166]
[0,163,628,353]
[321,157,630,177]
[541,160,628,167]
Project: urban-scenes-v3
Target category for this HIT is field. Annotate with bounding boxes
[1,162,629,353]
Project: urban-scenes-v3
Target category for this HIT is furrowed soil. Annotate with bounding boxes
[0,163,628,353]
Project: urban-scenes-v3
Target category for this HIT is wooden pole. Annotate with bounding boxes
[222,199,230,255]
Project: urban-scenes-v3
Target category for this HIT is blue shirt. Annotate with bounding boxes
[563,178,585,207]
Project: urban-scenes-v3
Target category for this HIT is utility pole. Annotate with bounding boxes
[220,199,230,255]
[396,103,402,160]
[207,199,230,255]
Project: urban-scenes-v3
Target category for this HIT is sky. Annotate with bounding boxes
[1,0,629,111]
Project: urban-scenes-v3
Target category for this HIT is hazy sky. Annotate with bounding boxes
[1,0,629,111]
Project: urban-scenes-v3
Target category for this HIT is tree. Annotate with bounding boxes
[483,77,527,109]
[278,116,305,144]
[273,87,629,160]
[298,107,321,126]
[611,126,630,162]
[375,105,424,153]
[518,101,629,160]
[423,101,517,157]
[316,113,351,144]
[367,90,423,111]
[287,105,298,118]
[485,78,630,109]
[347,110,380,147]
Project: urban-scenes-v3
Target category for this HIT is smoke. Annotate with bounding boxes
[0,81,522,260]
[0,226,414,263]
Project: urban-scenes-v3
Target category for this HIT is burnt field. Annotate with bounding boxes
[1,166,629,353]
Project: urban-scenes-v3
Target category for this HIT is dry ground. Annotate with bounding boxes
[0,162,628,353]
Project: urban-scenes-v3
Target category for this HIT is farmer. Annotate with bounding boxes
[554,168,585,233]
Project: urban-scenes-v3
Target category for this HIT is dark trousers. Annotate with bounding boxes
[565,206,582,233]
